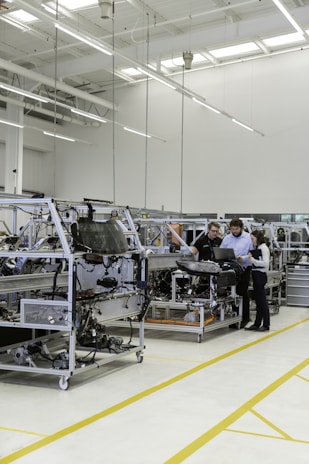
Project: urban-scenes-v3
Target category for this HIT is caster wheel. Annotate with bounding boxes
[136,352,144,363]
[59,376,70,390]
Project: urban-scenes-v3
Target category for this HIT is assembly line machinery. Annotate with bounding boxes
[110,219,244,342]
[0,198,148,389]
[135,217,309,313]
[111,216,303,340]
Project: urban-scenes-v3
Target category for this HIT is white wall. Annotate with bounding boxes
[0,142,54,195]
[1,49,309,214]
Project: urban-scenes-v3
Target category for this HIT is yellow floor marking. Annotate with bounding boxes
[226,429,286,440]
[0,426,47,437]
[250,408,292,439]
[225,428,309,445]
[2,317,309,463]
[296,374,309,382]
[164,357,309,463]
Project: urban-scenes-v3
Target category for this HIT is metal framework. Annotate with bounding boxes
[0,198,147,389]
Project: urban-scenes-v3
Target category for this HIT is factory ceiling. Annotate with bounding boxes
[1,0,309,125]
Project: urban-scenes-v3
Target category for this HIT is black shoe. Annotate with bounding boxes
[228,323,239,329]
[245,325,259,331]
[240,320,250,329]
[257,326,269,332]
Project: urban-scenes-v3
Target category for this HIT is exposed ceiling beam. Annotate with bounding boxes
[0,58,117,111]
[40,4,309,82]
[125,0,183,36]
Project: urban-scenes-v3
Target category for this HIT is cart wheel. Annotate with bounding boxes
[59,376,70,391]
[136,352,144,363]
[197,334,202,343]
[274,303,280,314]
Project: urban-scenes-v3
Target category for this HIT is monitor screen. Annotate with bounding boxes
[213,247,236,262]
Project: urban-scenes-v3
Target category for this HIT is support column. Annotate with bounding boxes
[5,104,24,194]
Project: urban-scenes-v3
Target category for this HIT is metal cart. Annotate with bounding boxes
[0,198,147,389]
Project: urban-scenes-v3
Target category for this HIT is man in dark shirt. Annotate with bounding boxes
[191,221,222,261]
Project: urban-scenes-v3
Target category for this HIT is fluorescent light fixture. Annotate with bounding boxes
[272,0,305,35]
[209,42,260,58]
[263,32,305,47]
[58,0,97,10]
[137,68,176,90]
[0,15,30,31]
[42,4,57,15]
[121,67,143,77]
[55,23,113,56]
[123,127,151,138]
[0,118,24,129]
[192,97,221,114]
[43,131,76,142]
[71,108,107,123]
[8,10,39,23]
[0,83,49,103]
[232,118,254,132]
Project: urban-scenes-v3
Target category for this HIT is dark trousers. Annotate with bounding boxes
[236,267,251,322]
[252,271,270,328]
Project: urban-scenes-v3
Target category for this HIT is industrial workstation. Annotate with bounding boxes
[0,1,309,463]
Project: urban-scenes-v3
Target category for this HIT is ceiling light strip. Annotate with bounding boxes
[137,67,177,90]
[41,4,57,15]
[0,118,24,129]
[192,97,221,114]
[43,131,76,142]
[55,23,113,56]
[0,83,49,103]
[0,15,30,32]
[123,127,151,138]
[232,118,254,132]
[71,108,107,123]
[272,0,305,35]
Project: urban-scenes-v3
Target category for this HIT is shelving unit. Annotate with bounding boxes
[0,198,147,389]
[286,263,309,307]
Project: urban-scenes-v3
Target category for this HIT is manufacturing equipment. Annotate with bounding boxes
[0,198,148,389]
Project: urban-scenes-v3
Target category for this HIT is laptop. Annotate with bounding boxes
[213,247,236,262]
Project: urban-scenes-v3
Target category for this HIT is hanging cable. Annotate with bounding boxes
[52,0,59,197]
[144,13,150,209]
[112,2,116,204]
[180,65,185,214]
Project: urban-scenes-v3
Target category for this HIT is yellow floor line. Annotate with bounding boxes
[0,426,47,437]
[164,357,309,463]
[225,428,309,445]
[296,374,309,382]
[250,408,292,439]
[2,317,309,464]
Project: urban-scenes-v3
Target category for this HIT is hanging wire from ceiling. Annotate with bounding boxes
[180,63,185,215]
[111,1,116,204]
[144,12,150,210]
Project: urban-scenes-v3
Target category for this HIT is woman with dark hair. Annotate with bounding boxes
[245,230,270,332]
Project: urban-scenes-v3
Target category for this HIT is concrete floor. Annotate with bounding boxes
[0,305,309,464]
